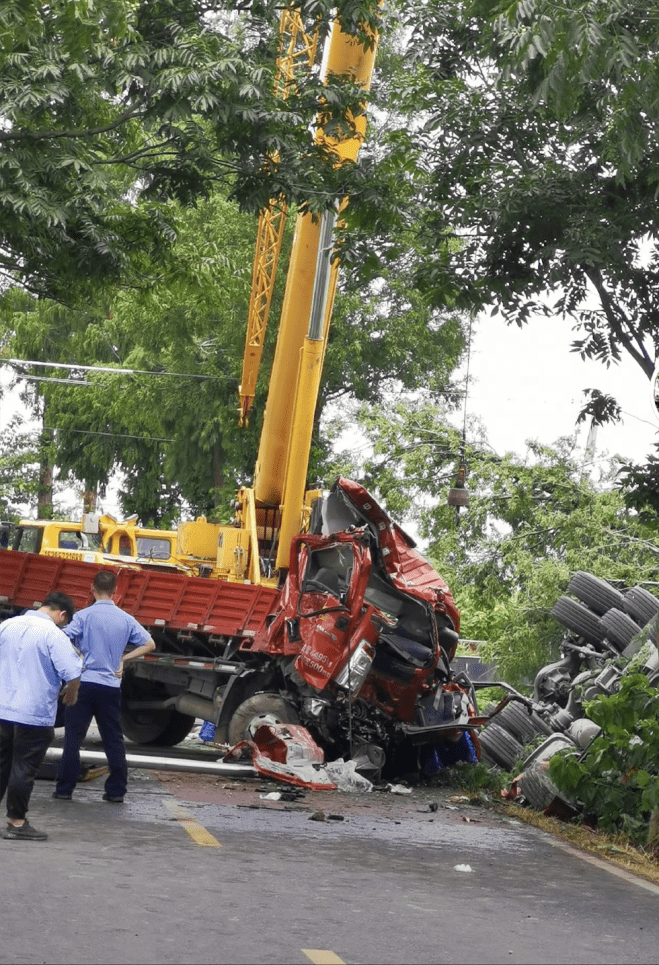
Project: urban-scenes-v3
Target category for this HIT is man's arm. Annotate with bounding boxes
[62,610,83,644]
[115,637,155,678]
[61,677,81,706]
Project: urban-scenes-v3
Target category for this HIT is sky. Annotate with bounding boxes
[465,311,658,471]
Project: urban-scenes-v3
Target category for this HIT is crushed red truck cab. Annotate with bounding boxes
[237,479,477,770]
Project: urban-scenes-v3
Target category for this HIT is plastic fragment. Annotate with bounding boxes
[385,783,412,795]
[325,758,374,793]
[454,864,473,873]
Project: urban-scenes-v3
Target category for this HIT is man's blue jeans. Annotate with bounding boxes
[56,682,127,798]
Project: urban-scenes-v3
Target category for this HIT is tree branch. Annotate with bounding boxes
[0,104,148,144]
[582,264,654,377]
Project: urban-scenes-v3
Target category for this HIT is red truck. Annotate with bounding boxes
[0,478,489,776]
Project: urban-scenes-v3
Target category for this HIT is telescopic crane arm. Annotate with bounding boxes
[240,15,379,574]
[238,11,320,428]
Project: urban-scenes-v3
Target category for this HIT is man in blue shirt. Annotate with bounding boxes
[0,592,81,841]
[55,570,155,803]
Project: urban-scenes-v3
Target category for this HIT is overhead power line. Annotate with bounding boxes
[4,358,234,381]
[20,375,92,387]
[44,427,174,443]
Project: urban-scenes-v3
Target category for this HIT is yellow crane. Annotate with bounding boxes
[235,13,379,579]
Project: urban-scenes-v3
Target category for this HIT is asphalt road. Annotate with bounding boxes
[2,734,658,965]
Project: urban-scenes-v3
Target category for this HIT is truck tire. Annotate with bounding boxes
[550,596,605,645]
[496,702,552,744]
[478,723,524,772]
[120,705,195,746]
[228,693,299,746]
[150,710,196,747]
[623,586,659,628]
[519,764,563,812]
[567,571,625,616]
[120,676,195,746]
[600,608,641,652]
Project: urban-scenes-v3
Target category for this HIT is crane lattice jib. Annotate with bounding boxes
[238,10,320,427]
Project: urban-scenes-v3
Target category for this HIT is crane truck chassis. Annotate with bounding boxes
[0,478,531,776]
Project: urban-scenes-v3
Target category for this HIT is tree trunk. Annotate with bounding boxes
[83,485,97,513]
[37,458,53,518]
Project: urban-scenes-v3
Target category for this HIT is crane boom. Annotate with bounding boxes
[238,11,320,426]
[251,19,379,571]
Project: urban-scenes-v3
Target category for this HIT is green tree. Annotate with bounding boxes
[349,0,659,426]
[0,0,380,302]
[0,415,42,518]
[2,180,469,523]
[1,191,262,522]
[332,399,659,686]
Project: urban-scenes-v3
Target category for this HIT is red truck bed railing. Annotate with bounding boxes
[0,551,278,637]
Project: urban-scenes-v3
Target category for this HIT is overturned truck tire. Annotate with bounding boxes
[478,723,524,772]
[496,702,552,744]
[550,596,605,645]
[600,608,641,652]
[623,586,659,628]
[567,571,625,616]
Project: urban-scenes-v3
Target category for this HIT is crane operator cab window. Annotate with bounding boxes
[58,531,84,550]
[136,536,172,560]
[57,530,102,552]
[12,526,44,554]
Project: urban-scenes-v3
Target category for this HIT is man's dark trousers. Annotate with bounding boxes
[56,682,127,798]
[0,720,54,820]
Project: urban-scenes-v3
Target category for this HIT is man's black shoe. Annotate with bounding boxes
[4,820,48,841]
[102,793,124,803]
[52,792,72,800]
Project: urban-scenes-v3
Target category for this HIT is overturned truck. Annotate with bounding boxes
[1,479,525,777]
[476,571,659,810]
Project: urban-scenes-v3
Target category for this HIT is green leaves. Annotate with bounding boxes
[549,674,659,843]
[0,0,382,300]
[358,0,659,418]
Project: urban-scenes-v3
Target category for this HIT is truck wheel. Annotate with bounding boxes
[550,596,605,645]
[150,710,196,747]
[496,702,552,744]
[623,586,659,627]
[228,693,299,746]
[121,705,195,746]
[600,608,641,652]
[120,676,195,746]
[519,764,563,812]
[567,571,624,616]
[478,723,524,772]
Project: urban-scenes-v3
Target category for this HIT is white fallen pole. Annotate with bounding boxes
[44,746,256,777]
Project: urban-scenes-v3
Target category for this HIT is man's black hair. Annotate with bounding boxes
[43,591,75,625]
[93,570,117,595]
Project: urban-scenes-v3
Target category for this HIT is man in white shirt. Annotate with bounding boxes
[0,592,82,841]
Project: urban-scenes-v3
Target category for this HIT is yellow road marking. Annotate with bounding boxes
[164,800,221,848]
[302,951,345,964]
